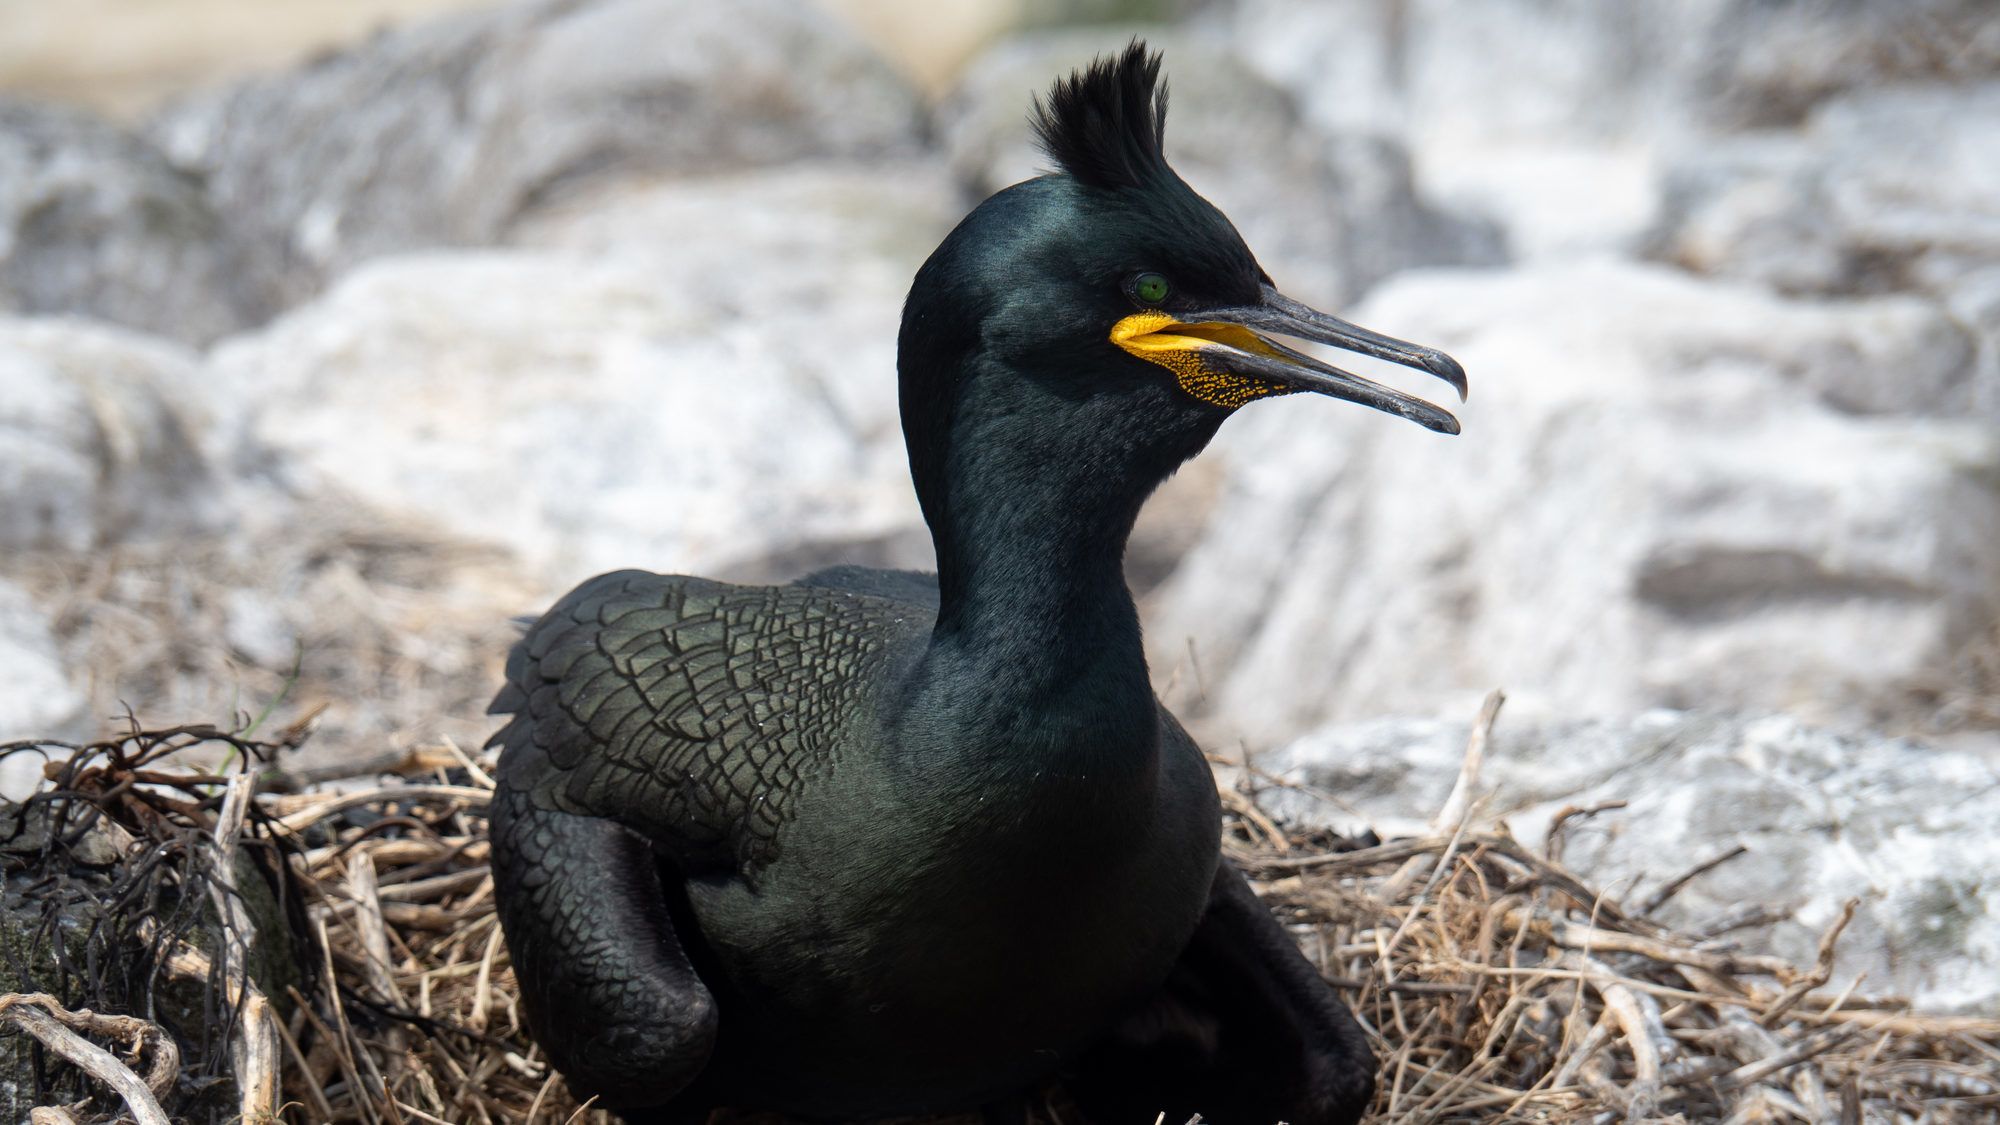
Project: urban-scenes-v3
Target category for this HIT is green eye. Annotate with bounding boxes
[1132,272,1171,305]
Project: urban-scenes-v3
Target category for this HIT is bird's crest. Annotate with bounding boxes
[1031,41,1172,193]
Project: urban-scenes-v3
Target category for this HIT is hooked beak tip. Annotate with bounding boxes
[1426,353,1470,402]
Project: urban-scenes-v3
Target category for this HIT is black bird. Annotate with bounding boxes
[488,43,1465,1125]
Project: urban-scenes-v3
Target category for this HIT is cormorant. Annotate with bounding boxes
[488,42,1466,1125]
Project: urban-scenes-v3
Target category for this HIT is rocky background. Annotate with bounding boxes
[2,0,1997,1013]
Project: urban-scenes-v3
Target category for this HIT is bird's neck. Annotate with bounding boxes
[910,391,1205,770]
[919,471,1157,775]
[931,466,1148,686]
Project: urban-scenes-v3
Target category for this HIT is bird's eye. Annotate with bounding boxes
[1130,272,1171,306]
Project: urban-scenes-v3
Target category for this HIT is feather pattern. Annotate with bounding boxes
[489,569,920,875]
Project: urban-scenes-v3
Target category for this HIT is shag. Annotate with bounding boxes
[488,43,1466,1125]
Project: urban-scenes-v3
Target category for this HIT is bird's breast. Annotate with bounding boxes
[685,726,1221,1115]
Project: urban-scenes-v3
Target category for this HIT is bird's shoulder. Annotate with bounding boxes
[489,568,925,873]
[790,564,940,610]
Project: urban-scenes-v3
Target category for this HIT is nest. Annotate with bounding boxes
[2,702,1996,1124]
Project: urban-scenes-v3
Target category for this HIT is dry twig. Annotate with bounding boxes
[0,994,174,1125]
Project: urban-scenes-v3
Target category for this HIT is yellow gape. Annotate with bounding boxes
[1110,312,1295,409]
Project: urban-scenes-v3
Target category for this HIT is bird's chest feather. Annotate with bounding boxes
[684,726,1221,1112]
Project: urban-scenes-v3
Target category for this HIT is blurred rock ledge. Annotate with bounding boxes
[0,99,250,344]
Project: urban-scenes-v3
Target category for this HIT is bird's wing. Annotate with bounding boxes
[488,568,912,875]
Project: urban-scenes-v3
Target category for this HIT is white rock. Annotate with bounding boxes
[1222,0,1661,146]
[1650,83,2000,305]
[1227,0,2000,142]
[221,588,299,672]
[150,0,926,322]
[1224,1,2000,261]
[1144,261,2000,743]
[1941,267,2000,421]
[511,162,959,446]
[0,99,245,344]
[1221,0,1678,259]
[0,579,83,795]
[1259,711,2000,1012]
[204,238,929,588]
[1684,0,2000,129]
[0,317,229,550]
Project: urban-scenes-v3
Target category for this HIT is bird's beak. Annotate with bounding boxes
[1110,284,1467,433]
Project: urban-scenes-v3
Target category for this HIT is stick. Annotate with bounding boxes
[348,849,411,1069]
[1640,843,1749,915]
[1542,800,1627,867]
[1506,905,1796,978]
[1717,1024,1863,1089]
[206,774,282,1121]
[1563,951,1673,1111]
[1761,898,1857,1026]
[469,924,507,1034]
[0,993,178,1098]
[272,999,341,1124]
[1703,1011,1839,1116]
[269,784,491,832]
[1433,690,1505,837]
[435,735,496,790]
[1382,690,1504,899]
[0,996,173,1125]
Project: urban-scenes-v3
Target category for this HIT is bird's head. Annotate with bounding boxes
[899,41,1465,543]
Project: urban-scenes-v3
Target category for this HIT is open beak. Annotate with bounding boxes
[1112,285,1467,434]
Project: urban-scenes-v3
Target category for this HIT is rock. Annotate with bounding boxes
[202,234,931,587]
[510,162,960,447]
[221,588,299,671]
[148,0,926,324]
[1941,267,2000,421]
[0,99,246,344]
[0,580,83,794]
[937,28,1502,306]
[1686,0,2000,130]
[1221,0,1674,260]
[1222,0,1662,146]
[1257,711,2000,1012]
[1649,84,2000,304]
[1223,2,2000,261]
[0,317,230,552]
[1144,261,2000,743]
[1226,0,2000,144]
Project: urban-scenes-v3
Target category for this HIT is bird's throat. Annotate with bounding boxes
[913,465,1163,788]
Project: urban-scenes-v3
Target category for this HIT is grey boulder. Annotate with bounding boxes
[0,99,245,345]
[0,317,230,552]
[150,0,927,323]
[202,162,963,589]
